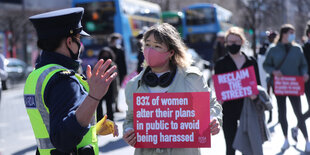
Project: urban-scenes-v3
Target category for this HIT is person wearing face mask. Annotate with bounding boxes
[263,24,310,152]
[108,33,127,113]
[24,8,119,154]
[214,26,261,155]
[257,30,278,124]
[122,23,222,155]
[96,47,119,121]
[108,33,127,87]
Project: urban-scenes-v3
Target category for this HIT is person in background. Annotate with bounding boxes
[259,30,278,91]
[212,31,226,63]
[0,47,7,102]
[263,24,310,152]
[122,23,222,155]
[24,8,118,154]
[291,21,310,144]
[302,21,310,124]
[214,26,261,155]
[108,33,127,112]
[136,31,145,73]
[136,26,149,73]
[259,30,278,56]
[97,47,118,121]
[257,30,278,124]
[108,33,127,86]
[301,35,308,45]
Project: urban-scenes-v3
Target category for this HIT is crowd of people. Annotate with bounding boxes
[209,23,310,154]
[22,6,310,155]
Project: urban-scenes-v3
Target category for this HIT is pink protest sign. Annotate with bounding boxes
[212,66,258,101]
[133,92,210,148]
[273,76,304,96]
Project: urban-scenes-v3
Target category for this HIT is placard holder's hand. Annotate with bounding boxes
[250,94,257,100]
[272,70,283,77]
[209,118,220,135]
[123,128,136,147]
[96,115,119,137]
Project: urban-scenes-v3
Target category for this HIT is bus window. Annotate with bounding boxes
[76,1,115,35]
[162,11,183,37]
[182,3,231,61]
[121,0,161,36]
[130,36,139,54]
[188,33,216,43]
[163,16,182,28]
[185,7,215,26]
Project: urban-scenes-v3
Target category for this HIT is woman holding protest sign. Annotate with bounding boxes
[214,26,261,155]
[122,23,222,155]
[263,24,310,152]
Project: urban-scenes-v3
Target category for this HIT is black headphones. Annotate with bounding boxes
[142,66,177,88]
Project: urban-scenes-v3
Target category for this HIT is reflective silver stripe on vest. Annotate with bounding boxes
[35,65,65,149]
[35,65,96,150]
[36,138,55,150]
[36,65,65,135]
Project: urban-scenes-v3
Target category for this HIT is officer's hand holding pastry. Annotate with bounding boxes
[96,115,119,137]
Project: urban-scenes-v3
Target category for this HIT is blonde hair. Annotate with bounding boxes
[142,23,193,68]
[225,26,246,44]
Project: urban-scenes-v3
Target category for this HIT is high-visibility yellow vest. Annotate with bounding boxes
[24,64,98,155]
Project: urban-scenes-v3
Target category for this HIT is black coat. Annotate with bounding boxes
[110,46,127,84]
[214,52,261,118]
[303,42,310,74]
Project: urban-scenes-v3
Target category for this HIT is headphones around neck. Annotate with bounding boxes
[142,66,177,88]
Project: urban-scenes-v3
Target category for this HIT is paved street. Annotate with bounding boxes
[0,80,310,155]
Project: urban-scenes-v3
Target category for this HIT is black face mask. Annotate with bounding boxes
[67,37,81,60]
[226,44,241,54]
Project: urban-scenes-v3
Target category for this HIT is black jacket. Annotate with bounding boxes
[110,46,127,84]
[214,52,261,118]
[303,42,310,74]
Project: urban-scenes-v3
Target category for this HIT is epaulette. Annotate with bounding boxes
[58,70,75,77]
[76,73,87,80]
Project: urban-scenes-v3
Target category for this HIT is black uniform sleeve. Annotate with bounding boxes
[45,72,89,152]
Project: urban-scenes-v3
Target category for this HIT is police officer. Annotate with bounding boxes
[24,7,118,154]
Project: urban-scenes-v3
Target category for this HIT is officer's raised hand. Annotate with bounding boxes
[76,59,117,127]
[86,59,118,99]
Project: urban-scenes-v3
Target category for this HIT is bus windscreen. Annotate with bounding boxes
[185,7,215,26]
[76,1,115,35]
[163,16,182,28]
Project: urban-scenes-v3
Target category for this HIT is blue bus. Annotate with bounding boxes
[182,3,232,61]
[72,0,161,73]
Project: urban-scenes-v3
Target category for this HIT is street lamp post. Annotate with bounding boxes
[248,0,258,58]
